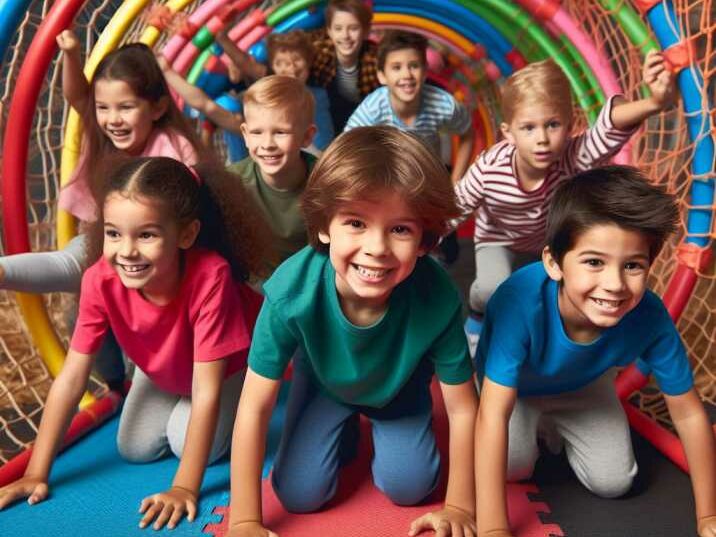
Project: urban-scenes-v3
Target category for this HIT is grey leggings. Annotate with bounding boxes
[507,371,638,498]
[469,245,540,314]
[116,366,244,464]
[0,234,87,293]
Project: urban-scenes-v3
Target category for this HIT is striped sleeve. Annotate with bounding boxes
[563,95,638,174]
[344,88,386,131]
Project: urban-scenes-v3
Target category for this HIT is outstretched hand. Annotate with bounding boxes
[138,486,197,530]
[0,476,49,510]
[226,520,279,537]
[642,49,677,110]
[55,29,80,53]
[409,505,476,537]
[155,52,171,73]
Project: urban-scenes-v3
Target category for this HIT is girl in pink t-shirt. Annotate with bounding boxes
[0,156,273,530]
[0,31,204,392]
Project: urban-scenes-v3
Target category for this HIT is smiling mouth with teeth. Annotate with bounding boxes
[118,263,149,273]
[353,264,390,280]
[591,297,624,308]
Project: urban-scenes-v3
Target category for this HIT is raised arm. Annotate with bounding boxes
[157,54,244,135]
[216,30,268,84]
[610,49,676,130]
[664,388,716,537]
[226,368,282,537]
[475,378,518,537]
[0,349,94,510]
[138,359,227,530]
[409,379,478,537]
[56,30,91,114]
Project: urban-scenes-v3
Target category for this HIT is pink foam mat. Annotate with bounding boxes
[205,382,564,537]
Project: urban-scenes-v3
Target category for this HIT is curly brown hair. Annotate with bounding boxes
[302,126,460,252]
[86,156,276,281]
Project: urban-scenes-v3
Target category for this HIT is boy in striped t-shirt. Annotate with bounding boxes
[454,52,675,331]
[345,31,474,184]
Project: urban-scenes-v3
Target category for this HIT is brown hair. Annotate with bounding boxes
[88,156,275,281]
[501,59,573,124]
[377,31,428,71]
[546,166,679,265]
[302,126,459,252]
[267,30,315,67]
[84,43,203,199]
[242,75,315,130]
[325,0,372,31]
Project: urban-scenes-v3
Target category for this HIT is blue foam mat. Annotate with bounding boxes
[1,383,288,537]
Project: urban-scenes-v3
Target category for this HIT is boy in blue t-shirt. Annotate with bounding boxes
[227,126,478,537]
[475,166,716,537]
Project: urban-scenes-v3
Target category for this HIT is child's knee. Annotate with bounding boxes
[116,435,166,463]
[580,466,636,498]
[377,467,439,506]
[272,471,336,513]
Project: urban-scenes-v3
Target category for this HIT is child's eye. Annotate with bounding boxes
[584,258,603,267]
[548,120,562,129]
[521,125,534,131]
[139,232,156,240]
[344,219,365,229]
[624,261,646,272]
[392,225,413,235]
[104,229,119,239]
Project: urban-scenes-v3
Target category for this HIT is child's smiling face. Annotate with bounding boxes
[318,189,426,323]
[326,10,364,65]
[377,48,426,108]
[103,193,198,305]
[94,78,166,155]
[543,223,651,343]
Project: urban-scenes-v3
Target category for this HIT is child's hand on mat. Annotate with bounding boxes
[138,486,197,530]
[226,520,278,537]
[408,505,476,537]
[0,476,49,509]
[698,515,716,537]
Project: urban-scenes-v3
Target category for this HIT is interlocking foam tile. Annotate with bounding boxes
[204,382,564,537]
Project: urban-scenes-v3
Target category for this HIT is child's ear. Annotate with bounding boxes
[318,230,330,245]
[302,123,318,148]
[179,219,201,249]
[377,70,387,85]
[500,122,514,144]
[151,96,169,122]
[240,121,249,139]
[542,245,563,282]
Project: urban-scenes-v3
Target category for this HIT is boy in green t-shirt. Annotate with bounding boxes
[227,126,478,537]
[227,75,317,264]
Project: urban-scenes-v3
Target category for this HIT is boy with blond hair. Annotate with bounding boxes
[475,166,716,537]
[227,75,317,264]
[216,29,335,151]
[227,126,478,537]
[454,52,676,334]
[345,31,474,184]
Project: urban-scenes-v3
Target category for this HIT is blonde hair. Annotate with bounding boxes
[267,30,314,66]
[501,59,573,124]
[302,126,460,252]
[242,75,315,129]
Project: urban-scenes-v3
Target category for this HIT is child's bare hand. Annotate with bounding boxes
[226,521,278,537]
[0,476,49,510]
[642,50,676,110]
[138,486,197,530]
[698,515,716,537]
[409,505,476,537]
[55,30,80,53]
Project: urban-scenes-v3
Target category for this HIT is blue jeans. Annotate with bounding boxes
[271,359,440,512]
